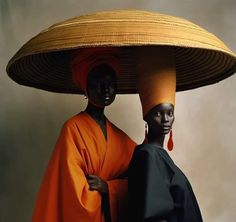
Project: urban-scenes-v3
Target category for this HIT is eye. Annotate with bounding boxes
[88,81,96,87]
[169,111,174,117]
[109,81,115,88]
[155,111,161,117]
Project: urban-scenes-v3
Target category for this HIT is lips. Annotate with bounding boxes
[103,94,113,104]
[102,93,115,105]
[161,125,171,134]
[163,126,170,130]
[104,95,111,100]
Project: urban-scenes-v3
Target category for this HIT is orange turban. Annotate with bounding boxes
[71,47,121,95]
[136,46,176,118]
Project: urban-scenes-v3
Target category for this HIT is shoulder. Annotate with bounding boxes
[62,112,86,129]
[132,144,165,165]
[130,145,169,177]
[132,144,156,160]
[58,112,87,136]
[134,144,158,155]
[129,145,160,175]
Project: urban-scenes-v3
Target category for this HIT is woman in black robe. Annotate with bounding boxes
[128,47,203,222]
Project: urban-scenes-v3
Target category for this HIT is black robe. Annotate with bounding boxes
[128,144,203,222]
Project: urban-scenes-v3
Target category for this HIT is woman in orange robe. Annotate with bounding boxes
[31,49,136,222]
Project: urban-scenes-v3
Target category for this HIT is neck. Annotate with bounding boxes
[85,102,107,139]
[147,134,165,148]
[85,102,105,122]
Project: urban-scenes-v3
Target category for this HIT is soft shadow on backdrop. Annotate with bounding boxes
[1,0,236,221]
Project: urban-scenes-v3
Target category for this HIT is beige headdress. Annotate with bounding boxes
[136,46,176,118]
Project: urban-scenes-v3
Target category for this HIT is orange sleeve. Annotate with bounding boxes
[107,138,136,222]
[32,121,103,222]
[107,179,129,222]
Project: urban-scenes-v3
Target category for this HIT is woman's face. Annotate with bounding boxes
[87,69,117,108]
[146,103,175,136]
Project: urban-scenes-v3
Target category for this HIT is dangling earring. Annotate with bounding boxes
[143,123,148,144]
[167,129,174,151]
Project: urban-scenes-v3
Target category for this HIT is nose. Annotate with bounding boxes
[100,83,110,94]
[162,113,169,122]
[104,84,110,93]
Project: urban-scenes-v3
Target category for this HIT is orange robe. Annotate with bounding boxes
[32,112,136,222]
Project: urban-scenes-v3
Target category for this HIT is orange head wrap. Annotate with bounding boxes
[71,47,121,95]
[136,46,176,118]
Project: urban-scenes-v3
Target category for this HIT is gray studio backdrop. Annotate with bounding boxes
[1,0,236,221]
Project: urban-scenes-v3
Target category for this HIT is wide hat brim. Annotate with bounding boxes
[6,9,236,94]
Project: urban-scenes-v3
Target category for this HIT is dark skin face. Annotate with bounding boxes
[86,69,117,108]
[145,103,175,147]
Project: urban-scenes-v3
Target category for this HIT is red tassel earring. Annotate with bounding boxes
[167,129,174,151]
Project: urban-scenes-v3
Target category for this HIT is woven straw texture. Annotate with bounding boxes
[6,9,236,94]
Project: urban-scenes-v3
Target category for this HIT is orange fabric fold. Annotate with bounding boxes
[108,179,129,222]
[31,112,136,222]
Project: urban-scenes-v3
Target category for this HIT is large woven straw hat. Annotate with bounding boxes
[6,9,236,94]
